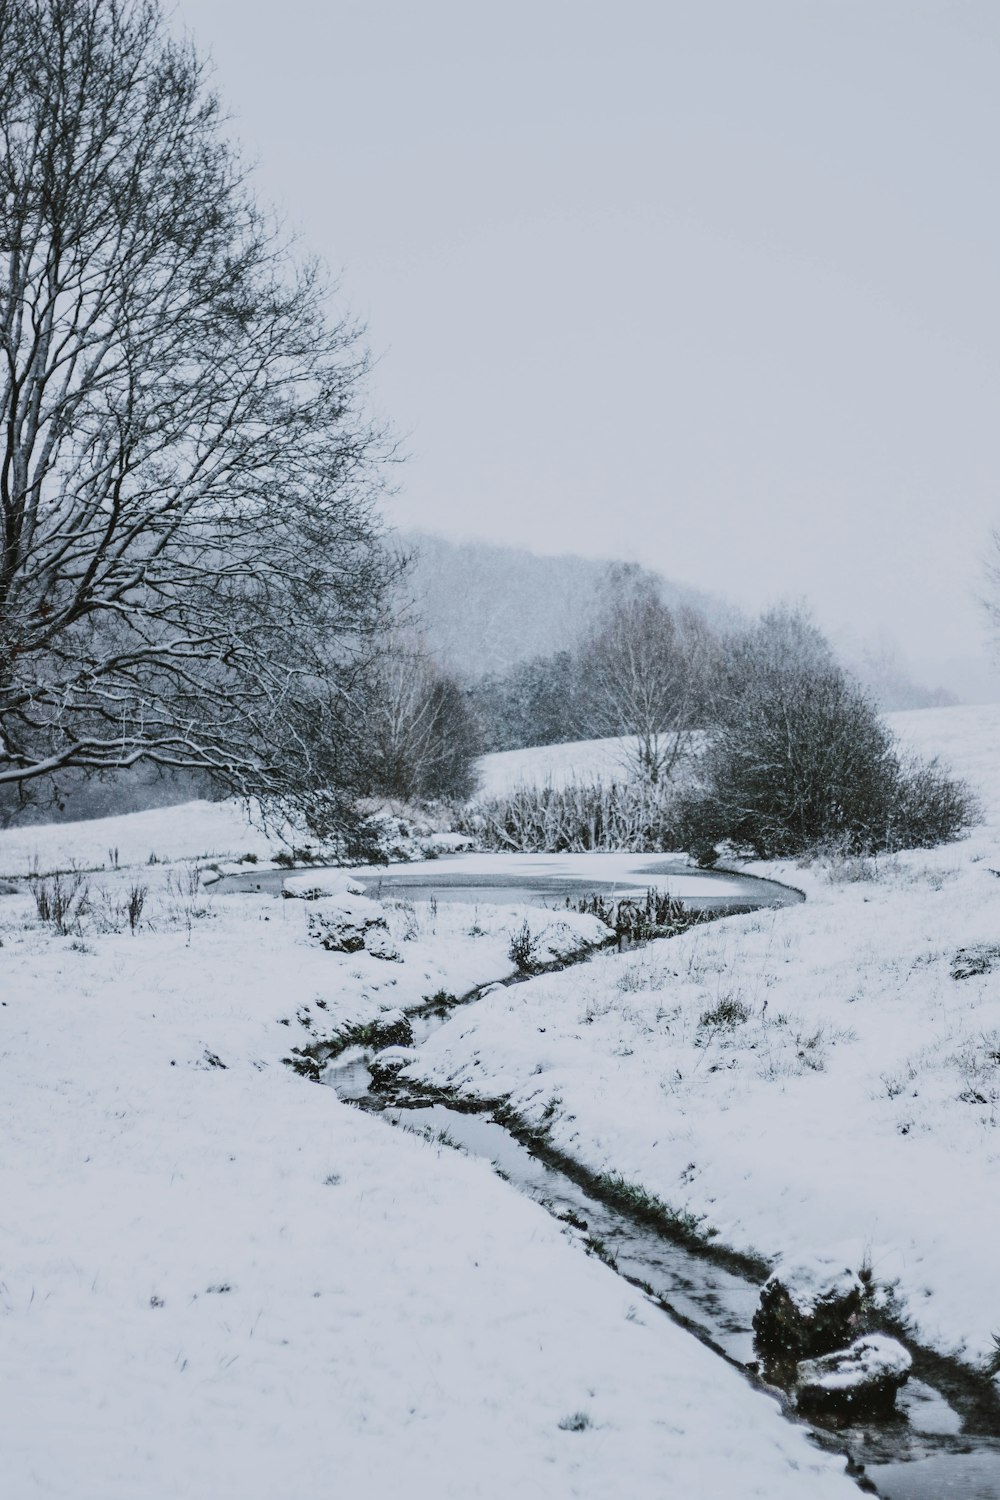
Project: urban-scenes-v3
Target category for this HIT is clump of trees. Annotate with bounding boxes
[678,611,978,859]
[468,565,717,779]
[0,0,399,841]
[575,566,714,783]
[465,605,978,860]
[468,650,583,753]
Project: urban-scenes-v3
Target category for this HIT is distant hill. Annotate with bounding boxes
[398,532,738,679]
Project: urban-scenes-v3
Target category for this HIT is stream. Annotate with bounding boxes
[227,856,1000,1496]
[327,991,1000,1499]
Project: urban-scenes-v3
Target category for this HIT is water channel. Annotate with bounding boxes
[221,856,1000,1496]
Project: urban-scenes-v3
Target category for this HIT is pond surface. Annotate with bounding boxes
[216,851,805,913]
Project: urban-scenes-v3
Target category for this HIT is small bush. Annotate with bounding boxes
[558,1412,592,1432]
[508,919,537,972]
[698,996,751,1030]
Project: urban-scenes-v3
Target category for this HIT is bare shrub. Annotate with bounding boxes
[461,778,680,853]
[86,881,150,934]
[30,871,90,934]
[508,919,537,973]
[163,866,211,936]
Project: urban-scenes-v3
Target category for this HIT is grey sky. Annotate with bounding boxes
[175,0,1000,698]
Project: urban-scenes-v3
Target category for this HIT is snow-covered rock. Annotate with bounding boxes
[369,1045,420,1089]
[306,893,388,953]
[420,831,478,856]
[507,914,614,970]
[795,1334,912,1417]
[282,871,365,900]
[752,1257,866,1362]
[364,928,403,962]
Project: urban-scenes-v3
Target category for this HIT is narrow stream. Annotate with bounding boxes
[326,990,1000,1500]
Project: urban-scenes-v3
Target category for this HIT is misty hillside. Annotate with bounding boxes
[401,533,958,712]
[400,532,737,678]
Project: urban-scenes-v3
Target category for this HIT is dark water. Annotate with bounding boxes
[325,1001,1000,1499]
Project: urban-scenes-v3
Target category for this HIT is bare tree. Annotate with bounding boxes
[362,639,480,802]
[0,0,395,833]
[577,566,712,783]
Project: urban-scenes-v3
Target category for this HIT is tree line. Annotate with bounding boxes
[0,0,979,863]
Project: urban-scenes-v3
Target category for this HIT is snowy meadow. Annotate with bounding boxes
[1,702,998,1496]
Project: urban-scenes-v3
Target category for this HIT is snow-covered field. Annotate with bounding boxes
[0,797,277,876]
[0,844,854,1495]
[476,704,999,804]
[476,734,638,796]
[403,705,1000,1376]
[3,700,997,1496]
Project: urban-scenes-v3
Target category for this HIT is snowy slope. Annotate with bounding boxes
[476,735,638,796]
[476,703,999,800]
[0,868,854,1499]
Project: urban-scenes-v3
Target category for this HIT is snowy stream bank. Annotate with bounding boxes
[323,957,1000,1500]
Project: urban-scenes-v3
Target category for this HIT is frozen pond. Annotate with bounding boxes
[216,850,805,913]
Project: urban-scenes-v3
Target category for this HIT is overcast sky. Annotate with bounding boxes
[175,0,1000,699]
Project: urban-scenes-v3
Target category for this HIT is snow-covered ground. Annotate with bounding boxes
[476,734,638,796]
[3,700,996,1495]
[0,852,854,1496]
[401,705,1000,1377]
[0,798,277,876]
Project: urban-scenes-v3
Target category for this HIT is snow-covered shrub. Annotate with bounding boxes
[460,777,681,853]
[565,888,703,945]
[307,893,388,953]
